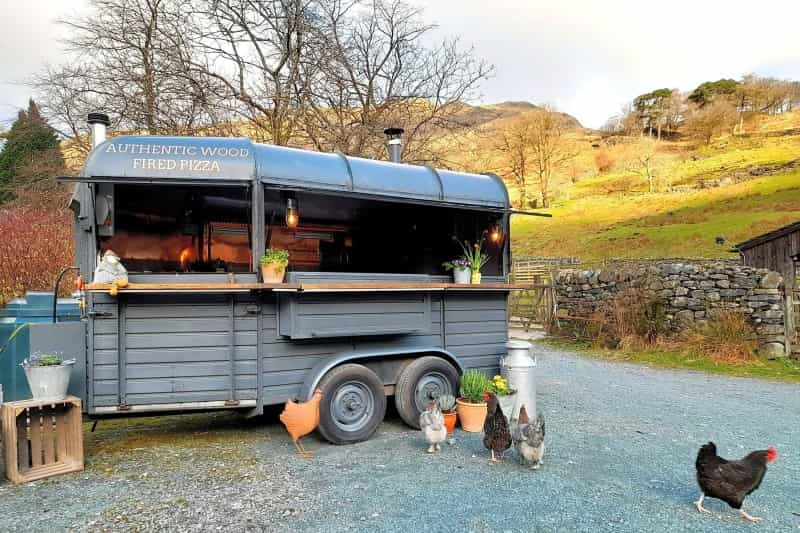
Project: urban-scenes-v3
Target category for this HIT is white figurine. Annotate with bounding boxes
[93,250,128,284]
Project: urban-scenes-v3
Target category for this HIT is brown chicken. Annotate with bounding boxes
[483,391,512,463]
[280,389,323,458]
[695,441,778,522]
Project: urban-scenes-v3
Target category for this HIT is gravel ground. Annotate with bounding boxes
[1,343,799,532]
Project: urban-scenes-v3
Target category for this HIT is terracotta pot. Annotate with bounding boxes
[260,262,286,283]
[456,398,487,432]
[470,271,482,284]
[442,411,458,434]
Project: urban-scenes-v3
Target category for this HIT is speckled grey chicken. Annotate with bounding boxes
[483,392,512,462]
[419,399,447,453]
[512,404,545,469]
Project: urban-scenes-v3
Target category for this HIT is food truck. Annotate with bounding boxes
[48,113,526,444]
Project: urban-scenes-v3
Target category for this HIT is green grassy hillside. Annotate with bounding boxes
[509,116,800,261]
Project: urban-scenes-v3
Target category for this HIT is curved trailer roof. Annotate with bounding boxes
[77,135,510,211]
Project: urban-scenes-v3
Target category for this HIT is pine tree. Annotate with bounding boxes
[0,99,64,203]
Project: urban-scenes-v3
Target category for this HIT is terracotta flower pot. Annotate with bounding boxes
[442,411,458,434]
[260,262,286,283]
[470,271,482,284]
[456,398,487,432]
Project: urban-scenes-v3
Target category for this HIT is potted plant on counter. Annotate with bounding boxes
[438,393,458,435]
[458,239,490,284]
[442,258,471,284]
[488,374,518,422]
[21,352,76,402]
[260,249,290,283]
[456,369,490,432]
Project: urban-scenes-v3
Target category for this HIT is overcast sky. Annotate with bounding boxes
[2,0,799,129]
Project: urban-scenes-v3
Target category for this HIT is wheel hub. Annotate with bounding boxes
[331,381,375,432]
[414,372,452,413]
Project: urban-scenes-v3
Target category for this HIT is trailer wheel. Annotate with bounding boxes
[395,356,460,429]
[317,364,386,445]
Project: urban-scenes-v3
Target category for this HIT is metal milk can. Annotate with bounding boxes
[500,339,537,422]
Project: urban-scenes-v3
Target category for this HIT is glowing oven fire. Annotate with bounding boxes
[179,247,192,269]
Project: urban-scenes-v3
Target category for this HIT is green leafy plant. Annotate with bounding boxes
[442,258,470,271]
[456,239,490,272]
[437,393,456,412]
[459,369,490,404]
[259,249,289,266]
[23,352,63,367]
[488,374,515,396]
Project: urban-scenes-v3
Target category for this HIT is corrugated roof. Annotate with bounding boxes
[79,135,509,210]
[734,220,800,250]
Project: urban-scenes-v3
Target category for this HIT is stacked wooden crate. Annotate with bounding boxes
[1,396,83,484]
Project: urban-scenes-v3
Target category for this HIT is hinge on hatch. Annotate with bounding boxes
[88,311,114,318]
[245,305,260,315]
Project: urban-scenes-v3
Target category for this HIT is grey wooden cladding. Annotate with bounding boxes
[278,292,431,339]
[87,284,507,412]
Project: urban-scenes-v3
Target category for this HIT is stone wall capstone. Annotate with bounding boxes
[554,262,787,357]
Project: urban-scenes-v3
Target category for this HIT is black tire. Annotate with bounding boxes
[394,356,460,429]
[317,363,387,445]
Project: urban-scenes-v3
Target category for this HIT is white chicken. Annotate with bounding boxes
[512,404,546,469]
[419,399,447,453]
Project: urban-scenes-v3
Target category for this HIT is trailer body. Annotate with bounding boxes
[57,132,516,442]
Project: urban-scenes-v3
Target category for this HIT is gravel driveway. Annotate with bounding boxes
[1,342,799,532]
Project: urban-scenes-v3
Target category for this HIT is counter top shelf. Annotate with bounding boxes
[85,281,533,294]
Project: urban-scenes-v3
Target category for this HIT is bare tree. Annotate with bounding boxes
[299,0,493,163]
[181,0,312,145]
[31,0,229,148]
[685,98,737,144]
[495,107,576,208]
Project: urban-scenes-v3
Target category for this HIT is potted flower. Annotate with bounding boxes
[21,352,76,402]
[437,393,458,434]
[442,258,471,284]
[456,369,490,432]
[488,374,518,422]
[457,239,490,284]
[259,249,290,283]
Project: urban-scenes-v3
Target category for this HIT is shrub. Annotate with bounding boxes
[675,310,757,364]
[586,288,668,349]
[0,188,74,306]
[593,149,615,172]
[459,369,490,404]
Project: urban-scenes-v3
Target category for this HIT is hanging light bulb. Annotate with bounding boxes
[488,222,503,244]
[285,198,299,229]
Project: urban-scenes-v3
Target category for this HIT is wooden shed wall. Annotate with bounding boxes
[741,230,800,291]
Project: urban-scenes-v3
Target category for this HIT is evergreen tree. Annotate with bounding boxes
[0,99,64,203]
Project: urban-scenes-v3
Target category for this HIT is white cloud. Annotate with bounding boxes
[416,0,800,127]
[1,0,798,129]
[0,1,88,126]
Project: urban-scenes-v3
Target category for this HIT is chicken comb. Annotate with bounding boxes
[766,447,778,462]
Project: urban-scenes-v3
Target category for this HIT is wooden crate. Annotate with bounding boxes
[2,396,84,484]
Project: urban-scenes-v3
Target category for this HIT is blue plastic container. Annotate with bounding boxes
[0,292,81,402]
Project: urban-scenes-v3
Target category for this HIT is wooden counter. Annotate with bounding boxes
[86,281,533,294]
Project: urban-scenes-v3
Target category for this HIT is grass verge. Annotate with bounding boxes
[536,337,800,383]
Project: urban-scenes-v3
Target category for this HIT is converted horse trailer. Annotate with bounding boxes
[50,114,528,444]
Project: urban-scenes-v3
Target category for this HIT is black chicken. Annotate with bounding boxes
[482,391,512,463]
[694,441,778,522]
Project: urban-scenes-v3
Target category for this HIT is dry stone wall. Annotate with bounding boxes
[555,262,787,357]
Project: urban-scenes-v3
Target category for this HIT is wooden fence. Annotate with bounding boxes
[508,257,575,330]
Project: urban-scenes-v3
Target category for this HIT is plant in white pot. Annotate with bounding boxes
[442,258,471,284]
[21,352,75,402]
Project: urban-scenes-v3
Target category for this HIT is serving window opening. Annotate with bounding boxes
[98,184,252,273]
[264,189,505,276]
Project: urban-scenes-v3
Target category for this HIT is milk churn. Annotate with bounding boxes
[500,340,536,422]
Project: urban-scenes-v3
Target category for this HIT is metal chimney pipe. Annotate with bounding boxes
[87,112,110,148]
[383,127,404,163]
